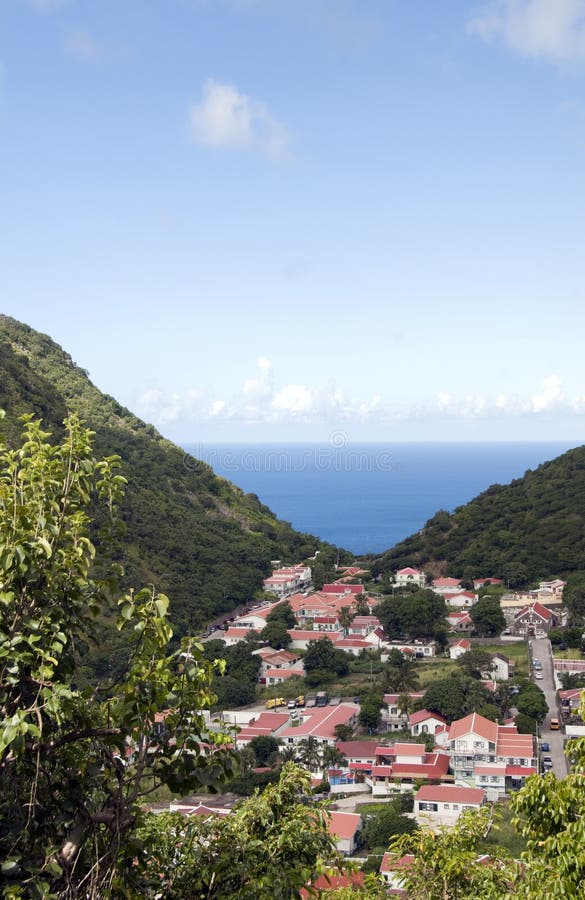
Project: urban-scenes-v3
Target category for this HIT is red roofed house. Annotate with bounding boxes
[446,591,477,609]
[322,583,363,595]
[348,615,381,636]
[300,871,365,898]
[279,704,360,748]
[449,638,471,660]
[287,629,341,650]
[264,667,304,686]
[448,712,536,796]
[371,742,451,797]
[432,577,463,596]
[380,852,414,893]
[414,784,486,827]
[447,611,473,633]
[384,692,425,730]
[409,709,447,737]
[326,811,362,855]
[559,688,584,714]
[395,567,426,588]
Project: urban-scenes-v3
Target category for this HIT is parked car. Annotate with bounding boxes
[558,642,567,650]
[542,756,553,771]
[535,672,543,680]
[541,741,550,752]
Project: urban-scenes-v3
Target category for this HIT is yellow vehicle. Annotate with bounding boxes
[550,718,560,730]
[296,695,305,707]
[265,697,285,709]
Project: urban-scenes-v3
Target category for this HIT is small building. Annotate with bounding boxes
[395,567,426,588]
[432,577,463,596]
[450,638,471,660]
[380,852,414,892]
[490,653,514,682]
[447,611,474,633]
[326,811,362,855]
[513,602,556,636]
[414,784,486,828]
[409,709,447,737]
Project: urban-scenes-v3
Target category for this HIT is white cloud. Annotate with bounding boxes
[65,28,105,63]
[134,364,585,430]
[188,79,289,157]
[469,0,585,61]
[531,373,562,411]
[272,384,314,414]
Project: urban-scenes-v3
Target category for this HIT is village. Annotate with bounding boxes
[149,562,585,887]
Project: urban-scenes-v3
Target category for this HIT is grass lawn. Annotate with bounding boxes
[477,801,526,859]
[552,648,584,660]
[417,658,458,687]
[482,641,529,677]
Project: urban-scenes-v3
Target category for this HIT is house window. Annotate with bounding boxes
[444,804,450,809]
[453,804,459,810]
[419,802,438,812]
[490,776,500,783]
[473,741,484,749]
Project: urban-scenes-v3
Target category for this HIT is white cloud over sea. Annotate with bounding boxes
[135,363,585,431]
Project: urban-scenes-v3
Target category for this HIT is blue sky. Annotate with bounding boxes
[2,0,585,443]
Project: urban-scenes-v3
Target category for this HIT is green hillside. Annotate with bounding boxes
[0,315,342,633]
[368,445,585,586]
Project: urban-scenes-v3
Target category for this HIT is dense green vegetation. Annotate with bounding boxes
[0,316,344,633]
[367,445,585,584]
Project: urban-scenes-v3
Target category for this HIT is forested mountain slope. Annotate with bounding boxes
[0,315,339,632]
[369,445,585,585]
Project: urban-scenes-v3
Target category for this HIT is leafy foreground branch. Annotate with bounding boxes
[0,413,353,899]
[0,414,240,898]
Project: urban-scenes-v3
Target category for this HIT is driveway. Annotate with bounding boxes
[530,637,567,778]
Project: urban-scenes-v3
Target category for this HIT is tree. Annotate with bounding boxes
[354,593,370,616]
[304,637,349,681]
[0,415,236,898]
[359,692,383,732]
[377,590,447,641]
[137,763,342,899]
[361,804,417,851]
[334,723,354,742]
[386,806,516,899]
[469,596,505,637]
[260,618,291,649]
[321,745,347,771]
[380,652,420,693]
[422,673,491,723]
[516,685,548,722]
[248,735,281,766]
[297,736,323,772]
[265,600,296,629]
[456,648,494,680]
[338,605,352,632]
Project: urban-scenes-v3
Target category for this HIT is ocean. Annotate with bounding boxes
[182,441,579,555]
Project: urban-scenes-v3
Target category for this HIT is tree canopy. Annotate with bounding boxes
[0,414,237,898]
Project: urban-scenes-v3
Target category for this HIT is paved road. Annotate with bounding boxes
[530,637,567,778]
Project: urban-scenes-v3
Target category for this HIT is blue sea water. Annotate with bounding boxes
[182,442,579,555]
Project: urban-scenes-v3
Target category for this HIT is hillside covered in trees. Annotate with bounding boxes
[368,445,585,586]
[0,315,343,633]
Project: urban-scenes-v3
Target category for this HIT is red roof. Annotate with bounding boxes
[327,811,361,840]
[506,765,537,777]
[381,852,415,875]
[336,740,378,758]
[416,784,485,804]
[322,583,363,594]
[448,712,498,743]
[433,577,462,588]
[396,567,422,576]
[514,602,553,621]
[301,871,365,897]
[409,709,446,726]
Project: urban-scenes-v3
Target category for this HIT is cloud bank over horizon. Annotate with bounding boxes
[135,360,585,436]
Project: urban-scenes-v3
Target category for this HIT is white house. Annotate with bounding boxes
[414,784,486,828]
[409,709,447,737]
[395,567,426,588]
[489,653,514,682]
[327,811,362,856]
[450,638,471,660]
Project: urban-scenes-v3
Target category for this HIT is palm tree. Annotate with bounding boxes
[397,692,413,725]
[297,736,323,772]
[380,656,420,693]
[277,745,298,765]
[321,745,347,771]
[338,605,352,634]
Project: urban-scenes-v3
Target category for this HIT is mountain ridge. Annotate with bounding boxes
[0,315,343,633]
